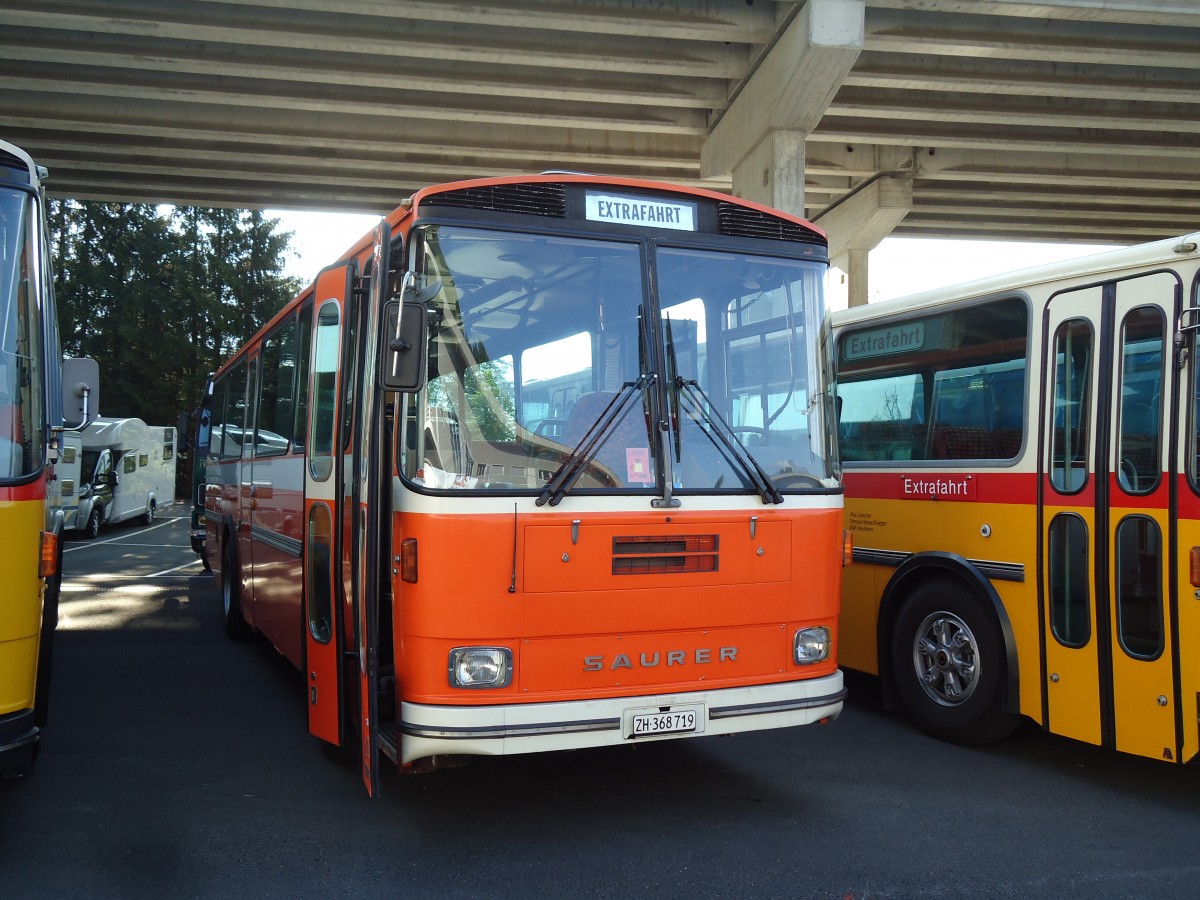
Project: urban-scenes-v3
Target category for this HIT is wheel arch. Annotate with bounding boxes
[876,551,1020,716]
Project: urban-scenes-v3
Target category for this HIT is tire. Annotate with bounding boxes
[143,501,155,526]
[0,741,37,779]
[221,543,251,640]
[890,576,1020,746]
[84,508,102,540]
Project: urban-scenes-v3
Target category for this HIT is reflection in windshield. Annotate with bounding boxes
[398,225,834,498]
[657,247,834,492]
[0,187,44,480]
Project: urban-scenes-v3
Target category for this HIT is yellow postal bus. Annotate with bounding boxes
[833,234,1200,763]
[0,139,65,777]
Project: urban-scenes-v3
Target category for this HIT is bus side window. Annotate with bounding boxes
[837,296,1028,465]
[1049,319,1093,494]
[1115,306,1165,494]
[836,374,925,462]
[222,362,249,461]
[208,376,227,463]
[308,301,340,482]
[256,315,297,457]
[293,302,313,451]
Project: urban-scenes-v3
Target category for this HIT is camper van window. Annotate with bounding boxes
[139,453,149,468]
[123,455,136,474]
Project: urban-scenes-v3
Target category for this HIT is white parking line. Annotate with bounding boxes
[63,517,177,552]
[147,560,205,578]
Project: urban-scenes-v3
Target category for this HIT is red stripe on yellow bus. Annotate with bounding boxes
[843,470,1038,505]
[0,479,48,503]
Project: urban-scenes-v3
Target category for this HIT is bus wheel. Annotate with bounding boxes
[221,545,250,640]
[0,741,37,779]
[890,577,1018,745]
[143,501,155,526]
[84,508,102,540]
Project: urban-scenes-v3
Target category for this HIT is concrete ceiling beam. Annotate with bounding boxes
[702,0,865,178]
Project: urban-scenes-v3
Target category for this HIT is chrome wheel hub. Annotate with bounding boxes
[912,611,979,707]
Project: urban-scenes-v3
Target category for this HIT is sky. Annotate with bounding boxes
[267,208,1119,308]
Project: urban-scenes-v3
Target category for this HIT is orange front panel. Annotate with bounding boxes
[392,507,842,706]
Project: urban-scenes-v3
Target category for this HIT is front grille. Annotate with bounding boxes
[612,534,719,575]
[422,183,567,218]
[613,555,718,575]
[613,535,718,554]
[717,202,822,244]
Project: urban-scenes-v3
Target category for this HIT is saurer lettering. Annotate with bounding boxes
[583,647,738,671]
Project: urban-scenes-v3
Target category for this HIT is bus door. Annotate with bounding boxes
[346,223,392,796]
[304,266,354,748]
[1040,271,1181,760]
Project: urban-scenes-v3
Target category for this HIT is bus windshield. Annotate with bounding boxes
[399,224,834,496]
[0,186,44,480]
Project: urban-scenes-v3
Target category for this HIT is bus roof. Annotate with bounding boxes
[0,138,40,189]
[833,230,1200,326]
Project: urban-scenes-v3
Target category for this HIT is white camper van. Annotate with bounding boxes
[61,417,177,538]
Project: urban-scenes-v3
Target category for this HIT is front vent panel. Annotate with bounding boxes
[612,534,719,575]
[422,183,567,218]
[716,202,821,245]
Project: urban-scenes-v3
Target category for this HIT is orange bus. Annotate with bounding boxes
[203,174,847,794]
[0,139,65,776]
[832,234,1200,763]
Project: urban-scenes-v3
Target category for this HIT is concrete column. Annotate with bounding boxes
[821,172,913,307]
[731,130,807,216]
[701,0,864,191]
[835,248,870,308]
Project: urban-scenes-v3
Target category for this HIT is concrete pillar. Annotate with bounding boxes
[835,250,873,309]
[731,130,807,216]
[821,172,913,307]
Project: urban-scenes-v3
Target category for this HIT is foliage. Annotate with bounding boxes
[48,201,299,430]
[427,342,517,442]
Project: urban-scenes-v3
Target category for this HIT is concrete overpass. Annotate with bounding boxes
[2,0,1197,301]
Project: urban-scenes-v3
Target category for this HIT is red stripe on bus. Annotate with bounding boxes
[0,479,47,502]
[843,470,1038,505]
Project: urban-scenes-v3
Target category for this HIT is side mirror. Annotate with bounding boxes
[62,356,100,429]
[379,300,428,393]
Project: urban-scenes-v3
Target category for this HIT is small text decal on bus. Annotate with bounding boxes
[585,191,697,231]
[844,322,926,360]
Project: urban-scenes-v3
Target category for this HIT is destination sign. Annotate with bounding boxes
[585,191,697,231]
[843,322,926,360]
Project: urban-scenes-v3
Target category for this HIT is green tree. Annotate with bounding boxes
[49,201,298,428]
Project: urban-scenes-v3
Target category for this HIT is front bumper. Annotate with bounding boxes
[398,670,845,765]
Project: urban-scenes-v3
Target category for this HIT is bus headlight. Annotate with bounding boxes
[449,647,513,688]
[793,627,831,665]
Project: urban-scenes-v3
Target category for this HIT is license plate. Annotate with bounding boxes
[629,708,698,738]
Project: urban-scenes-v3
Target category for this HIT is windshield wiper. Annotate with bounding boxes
[537,373,654,507]
[674,377,784,505]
